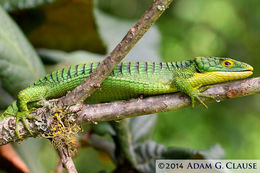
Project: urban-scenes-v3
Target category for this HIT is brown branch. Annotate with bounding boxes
[61,0,174,105]
[55,157,64,173]
[76,77,260,122]
[57,148,78,173]
[1,77,259,145]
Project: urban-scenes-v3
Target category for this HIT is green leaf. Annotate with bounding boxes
[134,141,164,173]
[196,144,226,159]
[0,6,45,96]
[1,0,57,12]
[0,83,13,109]
[134,141,225,173]
[38,49,103,65]
[91,122,116,136]
[37,9,162,64]
[130,115,157,143]
[110,120,137,166]
[14,139,46,173]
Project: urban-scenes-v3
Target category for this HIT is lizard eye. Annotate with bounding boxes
[222,60,234,68]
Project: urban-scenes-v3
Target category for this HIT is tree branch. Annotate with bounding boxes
[57,148,78,173]
[1,77,259,145]
[55,157,64,173]
[76,77,260,122]
[61,0,174,105]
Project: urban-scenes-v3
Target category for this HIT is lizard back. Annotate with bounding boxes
[32,61,194,102]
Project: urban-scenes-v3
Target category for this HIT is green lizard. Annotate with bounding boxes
[0,57,254,138]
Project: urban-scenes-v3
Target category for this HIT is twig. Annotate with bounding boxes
[1,77,259,145]
[55,157,64,173]
[61,0,174,105]
[57,148,78,173]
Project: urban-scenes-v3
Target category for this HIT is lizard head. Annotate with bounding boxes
[194,57,253,73]
[193,57,253,82]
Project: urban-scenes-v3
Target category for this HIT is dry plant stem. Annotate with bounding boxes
[61,0,174,105]
[0,78,259,145]
[57,148,78,173]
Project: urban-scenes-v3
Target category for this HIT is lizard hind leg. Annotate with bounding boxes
[15,86,49,138]
[15,111,37,139]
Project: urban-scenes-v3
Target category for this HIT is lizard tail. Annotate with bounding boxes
[0,101,18,120]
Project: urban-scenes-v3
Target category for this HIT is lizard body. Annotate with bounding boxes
[0,57,254,138]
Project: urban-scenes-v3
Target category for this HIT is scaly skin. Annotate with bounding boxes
[0,57,254,138]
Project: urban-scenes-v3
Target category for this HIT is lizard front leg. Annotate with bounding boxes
[172,77,215,108]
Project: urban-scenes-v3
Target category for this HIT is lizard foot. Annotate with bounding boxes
[15,112,38,139]
[190,88,215,109]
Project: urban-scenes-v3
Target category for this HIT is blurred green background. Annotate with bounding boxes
[0,0,259,172]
